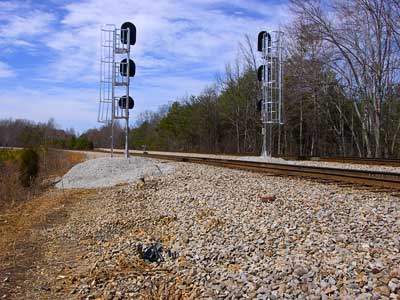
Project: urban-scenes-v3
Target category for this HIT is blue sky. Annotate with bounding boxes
[0,0,290,133]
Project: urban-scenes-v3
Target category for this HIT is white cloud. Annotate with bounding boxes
[0,0,292,131]
[0,12,54,38]
[39,0,292,87]
[0,1,55,50]
[0,61,16,78]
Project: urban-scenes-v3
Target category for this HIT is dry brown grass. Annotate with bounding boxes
[0,161,27,209]
[0,188,94,263]
[0,187,97,298]
[39,149,85,177]
[0,149,85,211]
[0,149,87,299]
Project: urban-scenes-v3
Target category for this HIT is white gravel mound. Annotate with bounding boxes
[56,157,174,189]
[239,156,288,164]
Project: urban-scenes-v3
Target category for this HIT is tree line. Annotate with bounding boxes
[0,118,93,150]
[130,0,400,158]
[2,0,400,158]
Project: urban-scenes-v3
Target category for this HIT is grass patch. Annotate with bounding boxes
[0,149,20,164]
[0,148,85,210]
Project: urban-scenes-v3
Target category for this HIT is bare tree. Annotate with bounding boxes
[291,0,400,157]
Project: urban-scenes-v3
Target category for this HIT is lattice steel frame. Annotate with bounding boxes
[98,24,132,158]
[259,30,284,157]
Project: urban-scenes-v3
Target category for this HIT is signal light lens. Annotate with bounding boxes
[121,22,136,46]
[118,96,134,109]
[257,99,263,112]
[257,31,271,52]
[257,65,272,82]
[257,65,264,81]
[258,31,266,52]
[120,58,136,77]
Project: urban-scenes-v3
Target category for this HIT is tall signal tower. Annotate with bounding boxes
[98,22,136,158]
[257,30,284,157]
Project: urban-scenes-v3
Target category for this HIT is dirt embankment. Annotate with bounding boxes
[0,188,98,299]
[0,150,90,299]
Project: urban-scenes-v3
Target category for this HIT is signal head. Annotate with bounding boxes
[121,22,136,45]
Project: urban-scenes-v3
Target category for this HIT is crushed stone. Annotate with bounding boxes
[56,156,174,189]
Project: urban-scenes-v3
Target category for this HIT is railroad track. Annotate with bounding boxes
[278,155,400,167]
[315,156,400,167]
[128,152,400,192]
[94,148,400,191]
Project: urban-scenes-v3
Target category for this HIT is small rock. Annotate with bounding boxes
[374,285,391,297]
[388,279,399,292]
[246,282,256,293]
[336,234,347,242]
[325,285,337,294]
[371,262,384,274]
[256,287,268,295]
[356,293,372,300]
[371,293,381,300]
[390,268,400,279]
[293,265,308,277]
[269,291,278,300]
[40,286,51,292]
[260,195,276,203]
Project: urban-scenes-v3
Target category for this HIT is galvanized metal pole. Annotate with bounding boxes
[278,31,283,156]
[125,27,130,159]
[268,33,272,157]
[111,28,116,158]
[261,32,267,157]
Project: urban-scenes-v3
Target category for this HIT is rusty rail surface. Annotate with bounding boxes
[130,152,400,190]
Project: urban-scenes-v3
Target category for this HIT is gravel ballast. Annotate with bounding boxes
[56,156,174,189]
[99,149,400,173]
[239,156,400,173]
[25,160,400,300]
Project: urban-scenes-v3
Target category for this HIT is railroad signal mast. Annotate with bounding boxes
[98,22,136,159]
[257,30,284,157]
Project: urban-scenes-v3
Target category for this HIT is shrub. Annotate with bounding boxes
[74,136,93,150]
[19,149,39,187]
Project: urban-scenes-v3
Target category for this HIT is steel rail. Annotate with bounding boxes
[315,157,400,167]
[131,152,400,190]
[277,155,400,167]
